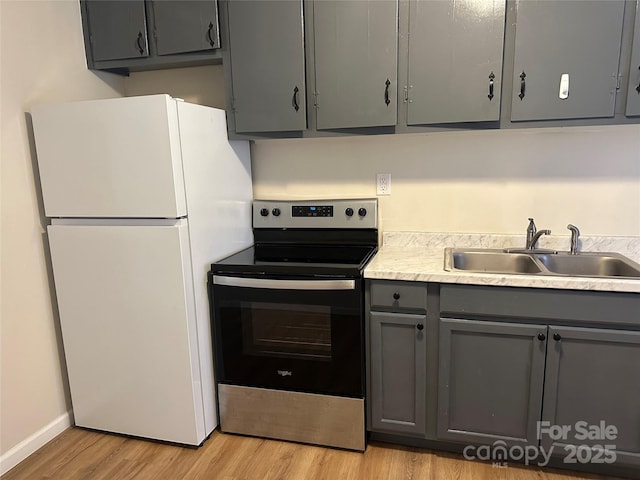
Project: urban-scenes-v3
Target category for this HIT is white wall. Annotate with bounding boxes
[124,65,226,108]
[0,0,124,468]
[252,125,640,236]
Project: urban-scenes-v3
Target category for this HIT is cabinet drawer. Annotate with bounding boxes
[370,281,427,312]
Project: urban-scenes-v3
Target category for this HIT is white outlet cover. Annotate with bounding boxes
[377,173,391,196]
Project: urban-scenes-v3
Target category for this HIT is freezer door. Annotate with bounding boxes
[48,221,209,445]
[31,95,187,218]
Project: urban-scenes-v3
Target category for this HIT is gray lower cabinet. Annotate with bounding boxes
[369,311,427,436]
[438,317,640,468]
[511,0,625,121]
[626,0,640,117]
[542,326,640,467]
[81,0,221,73]
[406,0,505,125]
[226,0,306,133]
[313,0,398,129]
[437,318,547,446]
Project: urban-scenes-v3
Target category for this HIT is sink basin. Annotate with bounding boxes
[444,248,640,279]
[445,248,543,274]
[533,252,640,278]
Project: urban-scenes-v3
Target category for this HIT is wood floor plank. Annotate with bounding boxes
[1,428,629,480]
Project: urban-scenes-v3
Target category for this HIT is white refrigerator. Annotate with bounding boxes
[31,94,253,445]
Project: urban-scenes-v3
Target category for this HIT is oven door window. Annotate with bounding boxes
[243,303,331,361]
[212,281,363,398]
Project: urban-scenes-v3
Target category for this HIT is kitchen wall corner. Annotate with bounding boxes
[0,0,124,468]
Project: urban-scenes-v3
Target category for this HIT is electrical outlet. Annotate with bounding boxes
[376,173,391,196]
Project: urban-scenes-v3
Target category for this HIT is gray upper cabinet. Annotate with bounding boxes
[227,0,306,133]
[369,311,427,437]
[152,1,220,56]
[438,318,546,446]
[406,0,505,125]
[626,1,640,116]
[511,0,625,122]
[81,0,221,74]
[313,0,398,129]
[86,1,149,62]
[542,326,640,467]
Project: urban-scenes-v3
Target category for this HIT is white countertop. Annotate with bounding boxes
[364,232,640,293]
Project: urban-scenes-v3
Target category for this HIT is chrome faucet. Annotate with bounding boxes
[567,224,580,254]
[528,229,551,250]
[525,218,551,249]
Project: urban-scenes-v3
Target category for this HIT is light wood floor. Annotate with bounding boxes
[2,428,628,480]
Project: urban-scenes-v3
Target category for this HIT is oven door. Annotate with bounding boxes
[211,276,364,398]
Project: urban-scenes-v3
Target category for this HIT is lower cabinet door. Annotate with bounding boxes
[542,326,640,468]
[369,311,427,436]
[438,318,546,446]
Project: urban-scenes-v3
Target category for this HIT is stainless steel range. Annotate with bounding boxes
[208,199,378,451]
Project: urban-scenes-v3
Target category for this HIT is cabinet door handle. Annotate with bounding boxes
[136,31,145,55]
[416,323,424,331]
[207,22,215,47]
[518,71,526,100]
[636,66,640,94]
[384,79,391,106]
[537,333,546,341]
[488,72,495,100]
[292,86,300,112]
[553,333,562,341]
[392,292,400,300]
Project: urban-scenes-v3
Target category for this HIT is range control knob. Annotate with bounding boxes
[260,208,269,217]
[345,208,354,217]
[272,208,281,217]
[358,208,367,217]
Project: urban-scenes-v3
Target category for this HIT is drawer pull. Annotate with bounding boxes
[416,323,424,331]
[393,292,400,300]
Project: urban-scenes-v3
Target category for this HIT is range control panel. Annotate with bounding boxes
[253,199,377,229]
[292,205,334,217]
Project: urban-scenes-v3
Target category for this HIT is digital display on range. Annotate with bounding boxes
[292,205,333,217]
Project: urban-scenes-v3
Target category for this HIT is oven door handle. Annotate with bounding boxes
[212,276,355,290]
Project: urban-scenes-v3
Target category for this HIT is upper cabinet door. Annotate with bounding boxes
[313,0,398,129]
[511,0,625,122]
[626,1,640,117]
[86,0,149,62]
[227,0,306,133]
[407,0,505,125]
[153,1,220,56]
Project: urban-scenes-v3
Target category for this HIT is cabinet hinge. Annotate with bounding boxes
[403,85,413,103]
[616,73,622,91]
[313,91,319,109]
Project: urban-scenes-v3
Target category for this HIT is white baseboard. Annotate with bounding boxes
[0,411,73,476]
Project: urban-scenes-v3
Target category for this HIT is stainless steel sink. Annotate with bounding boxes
[444,248,640,279]
[445,249,543,274]
[534,252,640,278]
